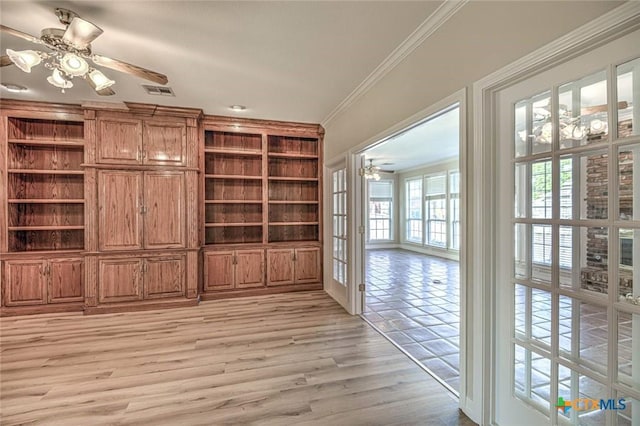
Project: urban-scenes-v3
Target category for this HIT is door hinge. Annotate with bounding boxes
[358,167,365,177]
[358,226,365,235]
[358,283,365,292]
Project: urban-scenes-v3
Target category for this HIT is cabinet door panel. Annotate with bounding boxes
[4,260,46,306]
[97,119,142,164]
[98,171,143,251]
[144,256,185,299]
[236,249,265,288]
[267,249,294,286]
[204,251,234,291]
[294,248,321,284]
[144,172,185,249]
[98,258,143,303]
[143,121,186,166]
[48,258,83,303]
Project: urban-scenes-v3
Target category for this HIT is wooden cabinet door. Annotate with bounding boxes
[143,172,185,249]
[98,258,143,303]
[98,171,143,251]
[294,247,321,284]
[4,260,46,306]
[236,249,265,288]
[267,249,295,286]
[144,256,185,299]
[48,258,83,303]
[143,121,186,166]
[97,118,143,165]
[203,251,234,291]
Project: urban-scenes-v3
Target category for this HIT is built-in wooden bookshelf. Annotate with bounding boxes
[203,131,264,245]
[201,122,323,296]
[267,136,319,243]
[6,117,85,252]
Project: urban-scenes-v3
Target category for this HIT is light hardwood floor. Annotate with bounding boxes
[0,291,475,425]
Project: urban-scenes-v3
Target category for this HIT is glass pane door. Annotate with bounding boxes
[496,34,640,426]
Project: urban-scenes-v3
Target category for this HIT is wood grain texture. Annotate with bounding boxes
[98,257,143,303]
[3,260,46,306]
[143,256,185,299]
[96,118,142,165]
[48,257,83,303]
[267,248,295,286]
[0,291,471,426]
[143,121,186,166]
[236,249,265,288]
[98,171,143,251]
[143,172,185,249]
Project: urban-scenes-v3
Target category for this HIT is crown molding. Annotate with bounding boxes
[321,0,468,128]
[474,1,640,93]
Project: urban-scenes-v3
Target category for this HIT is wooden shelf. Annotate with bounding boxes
[268,177,318,182]
[269,222,319,226]
[205,148,262,156]
[8,199,85,204]
[205,200,263,204]
[205,174,262,180]
[268,152,318,159]
[205,222,263,228]
[8,226,85,231]
[8,169,85,175]
[8,138,84,147]
[269,200,318,204]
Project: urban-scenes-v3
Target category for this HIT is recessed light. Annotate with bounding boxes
[1,83,28,93]
[229,105,246,111]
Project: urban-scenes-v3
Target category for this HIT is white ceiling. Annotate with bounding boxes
[0,1,441,123]
[365,106,459,172]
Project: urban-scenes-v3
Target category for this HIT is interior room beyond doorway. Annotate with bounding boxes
[360,103,462,393]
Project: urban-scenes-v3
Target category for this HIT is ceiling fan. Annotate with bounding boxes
[1,7,168,96]
[364,159,394,180]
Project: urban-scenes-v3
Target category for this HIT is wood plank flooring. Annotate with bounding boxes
[0,291,475,425]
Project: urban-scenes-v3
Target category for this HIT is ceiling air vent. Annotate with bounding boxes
[142,84,175,96]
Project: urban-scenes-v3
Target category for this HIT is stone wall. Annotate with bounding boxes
[581,120,633,295]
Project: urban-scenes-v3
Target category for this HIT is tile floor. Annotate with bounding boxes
[363,248,461,392]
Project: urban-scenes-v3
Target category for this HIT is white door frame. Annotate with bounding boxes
[471,4,640,424]
[343,87,468,400]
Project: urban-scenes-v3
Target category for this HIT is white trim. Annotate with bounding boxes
[399,243,460,261]
[469,3,640,425]
[351,91,465,156]
[321,0,468,127]
[365,242,401,250]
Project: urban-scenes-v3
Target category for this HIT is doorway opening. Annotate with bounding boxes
[360,103,462,393]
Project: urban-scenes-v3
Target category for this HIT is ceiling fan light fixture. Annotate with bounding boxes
[60,53,89,76]
[88,69,115,91]
[47,68,73,89]
[6,49,42,73]
[364,159,381,180]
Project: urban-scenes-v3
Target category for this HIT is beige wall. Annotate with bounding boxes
[323,1,622,160]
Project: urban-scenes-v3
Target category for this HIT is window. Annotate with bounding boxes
[368,180,393,241]
[449,171,460,250]
[405,178,422,243]
[332,169,347,285]
[425,174,447,247]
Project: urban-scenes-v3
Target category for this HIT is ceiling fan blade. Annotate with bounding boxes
[92,54,168,85]
[62,17,103,49]
[0,55,13,67]
[0,24,40,44]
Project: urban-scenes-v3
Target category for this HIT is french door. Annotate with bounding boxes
[495,30,640,425]
[325,162,349,310]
